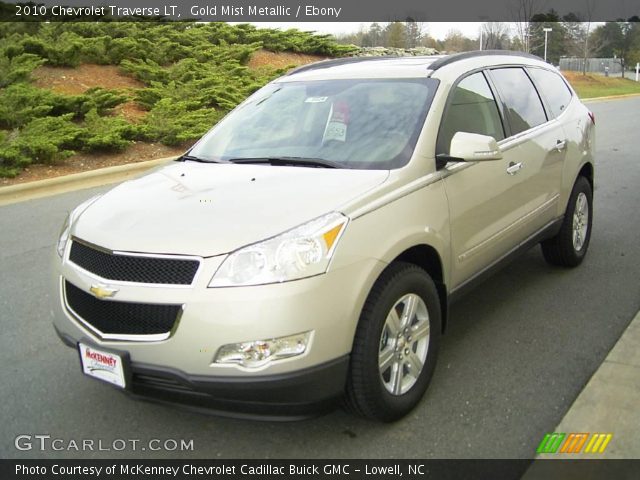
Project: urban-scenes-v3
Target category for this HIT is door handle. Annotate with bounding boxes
[506,162,523,175]
[554,139,567,152]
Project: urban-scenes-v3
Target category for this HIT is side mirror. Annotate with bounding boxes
[449,132,503,162]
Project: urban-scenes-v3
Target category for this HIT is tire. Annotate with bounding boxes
[344,262,441,422]
[541,176,593,267]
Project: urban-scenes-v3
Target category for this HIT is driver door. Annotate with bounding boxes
[438,70,556,289]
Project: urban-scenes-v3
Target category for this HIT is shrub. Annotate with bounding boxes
[81,88,129,116]
[20,33,83,67]
[0,130,21,177]
[0,84,55,128]
[140,99,223,146]
[0,114,84,167]
[0,84,128,128]
[120,59,168,84]
[81,109,138,151]
[0,51,44,87]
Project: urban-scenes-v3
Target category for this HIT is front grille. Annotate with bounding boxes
[64,280,182,337]
[69,240,199,285]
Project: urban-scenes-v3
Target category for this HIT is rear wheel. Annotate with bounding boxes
[345,262,441,421]
[541,176,593,267]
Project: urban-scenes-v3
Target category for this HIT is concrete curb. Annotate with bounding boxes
[0,156,176,207]
[582,92,640,103]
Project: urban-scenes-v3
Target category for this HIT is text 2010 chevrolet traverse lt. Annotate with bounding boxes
[53,51,595,421]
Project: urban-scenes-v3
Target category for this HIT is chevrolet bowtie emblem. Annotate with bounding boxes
[89,284,119,299]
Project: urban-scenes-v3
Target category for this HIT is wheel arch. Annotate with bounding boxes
[559,160,595,215]
[578,161,594,192]
[391,244,448,333]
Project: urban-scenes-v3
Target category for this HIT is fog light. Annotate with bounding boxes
[214,332,311,368]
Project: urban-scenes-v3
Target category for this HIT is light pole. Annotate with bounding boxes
[478,19,488,51]
[543,27,553,63]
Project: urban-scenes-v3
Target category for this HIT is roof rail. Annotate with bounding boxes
[285,50,542,77]
[286,55,422,76]
[429,50,543,71]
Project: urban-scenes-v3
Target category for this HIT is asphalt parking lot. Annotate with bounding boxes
[1,97,639,460]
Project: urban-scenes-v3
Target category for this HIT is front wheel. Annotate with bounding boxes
[541,176,593,267]
[344,262,441,422]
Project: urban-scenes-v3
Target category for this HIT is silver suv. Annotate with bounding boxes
[53,51,595,421]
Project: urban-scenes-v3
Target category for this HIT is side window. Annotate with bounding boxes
[528,68,573,118]
[490,68,547,135]
[437,72,505,155]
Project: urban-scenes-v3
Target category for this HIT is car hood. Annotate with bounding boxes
[72,162,389,257]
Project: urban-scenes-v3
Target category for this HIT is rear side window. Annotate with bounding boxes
[528,68,573,118]
[437,72,505,155]
[490,68,547,135]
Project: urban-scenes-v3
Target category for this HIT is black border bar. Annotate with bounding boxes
[2,0,639,22]
[3,459,640,480]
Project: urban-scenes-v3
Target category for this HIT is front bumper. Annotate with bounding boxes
[52,245,385,416]
[56,327,348,419]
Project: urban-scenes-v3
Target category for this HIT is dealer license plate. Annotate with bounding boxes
[78,343,126,388]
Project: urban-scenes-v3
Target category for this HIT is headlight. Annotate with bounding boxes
[56,194,102,258]
[214,331,311,368]
[209,212,348,287]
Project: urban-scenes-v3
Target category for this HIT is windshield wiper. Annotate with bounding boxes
[227,156,343,169]
[179,154,223,164]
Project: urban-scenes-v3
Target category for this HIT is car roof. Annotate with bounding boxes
[281,51,548,82]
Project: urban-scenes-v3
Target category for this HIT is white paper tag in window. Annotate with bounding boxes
[305,96,328,103]
[323,101,350,143]
[324,121,347,142]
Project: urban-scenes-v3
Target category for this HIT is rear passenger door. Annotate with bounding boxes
[487,67,565,231]
[526,66,578,209]
[439,68,565,289]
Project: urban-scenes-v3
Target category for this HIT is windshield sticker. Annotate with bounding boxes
[305,96,328,103]
[324,121,347,142]
[323,101,350,143]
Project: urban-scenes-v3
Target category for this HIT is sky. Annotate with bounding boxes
[243,22,485,41]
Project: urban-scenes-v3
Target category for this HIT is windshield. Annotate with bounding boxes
[188,78,438,170]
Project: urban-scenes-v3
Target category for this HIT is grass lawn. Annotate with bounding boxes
[563,71,640,98]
